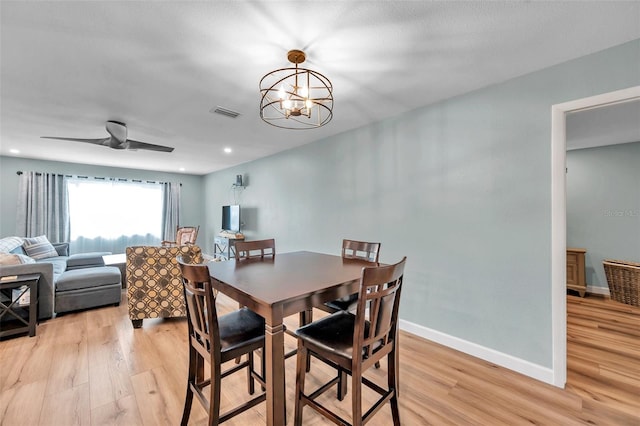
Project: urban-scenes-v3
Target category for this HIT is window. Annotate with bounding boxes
[66,178,163,253]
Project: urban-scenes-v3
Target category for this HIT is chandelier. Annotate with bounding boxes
[259,50,333,129]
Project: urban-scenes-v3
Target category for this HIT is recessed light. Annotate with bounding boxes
[224,147,232,154]
[179,167,186,172]
[9,149,20,154]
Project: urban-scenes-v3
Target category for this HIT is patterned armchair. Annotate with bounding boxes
[126,245,203,328]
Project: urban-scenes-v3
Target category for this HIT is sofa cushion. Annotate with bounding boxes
[56,266,121,292]
[0,236,24,253]
[38,256,69,278]
[22,235,58,260]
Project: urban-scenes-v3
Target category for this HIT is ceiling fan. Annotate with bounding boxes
[41,121,174,152]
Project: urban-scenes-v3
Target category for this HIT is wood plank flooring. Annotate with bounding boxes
[1,293,638,425]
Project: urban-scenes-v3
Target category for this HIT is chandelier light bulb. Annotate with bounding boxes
[278,85,286,100]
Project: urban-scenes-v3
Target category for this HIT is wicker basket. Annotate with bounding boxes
[603,259,640,307]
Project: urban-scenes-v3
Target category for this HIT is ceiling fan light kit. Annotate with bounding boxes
[259,49,333,130]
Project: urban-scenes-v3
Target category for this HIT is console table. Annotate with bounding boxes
[213,235,245,260]
[567,248,587,297]
[0,273,40,338]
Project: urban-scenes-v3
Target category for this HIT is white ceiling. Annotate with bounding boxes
[566,99,640,151]
[1,1,639,175]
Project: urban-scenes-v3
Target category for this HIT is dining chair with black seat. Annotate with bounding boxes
[177,257,266,425]
[317,239,383,381]
[234,238,306,363]
[293,256,406,426]
[318,239,381,314]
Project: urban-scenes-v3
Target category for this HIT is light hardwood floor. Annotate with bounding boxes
[1,293,638,425]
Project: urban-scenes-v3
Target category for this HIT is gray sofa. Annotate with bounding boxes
[0,243,121,319]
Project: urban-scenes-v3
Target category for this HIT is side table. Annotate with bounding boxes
[103,253,126,288]
[0,273,40,338]
[213,235,245,260]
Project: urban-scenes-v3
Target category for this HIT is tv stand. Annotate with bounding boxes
[214,233,245,260]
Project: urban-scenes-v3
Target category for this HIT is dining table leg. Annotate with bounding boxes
[265,315,286,426]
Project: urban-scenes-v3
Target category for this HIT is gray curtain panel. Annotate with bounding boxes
[16,171,70,242]
[162,181,181,241]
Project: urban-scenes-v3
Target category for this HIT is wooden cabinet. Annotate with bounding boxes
[567,248,587,297]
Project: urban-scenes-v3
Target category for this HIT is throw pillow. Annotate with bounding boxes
[0,236,24,253]
[22,235,58,260]
[0,253,35,265]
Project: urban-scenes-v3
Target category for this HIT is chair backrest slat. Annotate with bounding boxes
[354,257,406,361]
[236,238,276,259]
[178,257,221,356]
[342,239,380,263]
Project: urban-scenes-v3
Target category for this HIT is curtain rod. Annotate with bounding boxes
[16,171,181,186]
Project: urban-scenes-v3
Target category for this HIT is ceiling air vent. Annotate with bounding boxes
[211,106,241,119]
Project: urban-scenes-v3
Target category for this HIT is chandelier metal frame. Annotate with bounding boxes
[259,50,333,130]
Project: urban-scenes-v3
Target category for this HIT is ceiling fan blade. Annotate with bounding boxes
[41,136,110,146]
[105,121,127,143]
[126,139,174,153]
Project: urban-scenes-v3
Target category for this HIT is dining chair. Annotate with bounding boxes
[234,238,276,259]
[234,238,306,363]
[161,225,199,247]
[317,239,383,379]
[293,256,406,426]
[318,239,381,314]
[177,257,266,425]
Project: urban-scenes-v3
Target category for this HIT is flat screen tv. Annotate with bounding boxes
[222,205,240,232]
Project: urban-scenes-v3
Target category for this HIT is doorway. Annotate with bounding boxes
[550,85,640,387]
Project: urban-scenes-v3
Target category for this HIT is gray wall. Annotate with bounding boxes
[567,141,640,290]
[0,156,205,249]
[203,39,640,369]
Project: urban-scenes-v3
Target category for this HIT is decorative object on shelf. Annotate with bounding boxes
[259,49,333,129]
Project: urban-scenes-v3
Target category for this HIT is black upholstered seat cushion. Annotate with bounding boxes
[218,307,265,354]
[295,311,380,360]
[324,293,358,312]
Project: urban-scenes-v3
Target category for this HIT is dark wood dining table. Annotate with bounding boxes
[207,250,374,426]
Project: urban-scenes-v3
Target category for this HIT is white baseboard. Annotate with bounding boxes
[399,319,555,385]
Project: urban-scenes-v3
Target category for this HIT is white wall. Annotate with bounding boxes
[567,141,640,292]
